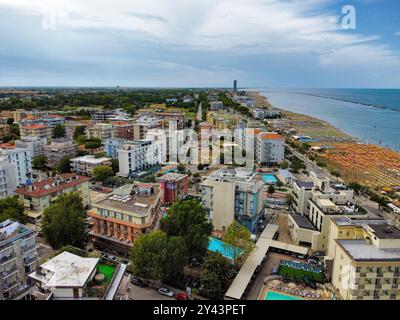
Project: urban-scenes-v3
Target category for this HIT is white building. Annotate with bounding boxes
[0,147,32,187]
[210,101,224,111]
[70,155,113,177]
[15,136,47,158]
[0,157,17,199]
[256,132,285,165]
[117,140,159,177]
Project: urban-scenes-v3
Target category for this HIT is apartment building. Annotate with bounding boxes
[86,123,115,140]
[16,173,90,224]
[102,138,127,159]
[70,155,112,177]
[43,139,77,168]
[256,133,285,165]
[200,168,265,232]
[64,121,84,139]
[117,140,160,178]
[39,115,65,128]
[88,184,163,256]
[157,172,188,205]
[15,136,47,158]
[210,101,224,111]
[113,122,135,140]
[331,221,400,300]
[0,157,17,199]
[0,146,32,187]
[20,124,52,141]
[0,220,37,300]
[29,249,129,300]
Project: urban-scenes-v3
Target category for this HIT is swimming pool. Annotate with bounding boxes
[208,237,242,260]
[265,291,302,300]
[262,174,278,184]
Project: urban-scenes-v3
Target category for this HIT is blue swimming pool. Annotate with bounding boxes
[265,291,302,300]
[262,174,278,184]
[208,237,242,260]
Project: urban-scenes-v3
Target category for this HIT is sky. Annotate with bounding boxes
[0,0,399,88]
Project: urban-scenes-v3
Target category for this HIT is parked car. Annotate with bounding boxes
[272,267,278,275]
[297,254,306,259]
[158,287,175,297]
[175,293,188,300]
[131,277,146,287]
[259,225,266,232]
[226,270,238,279]
[307,259,318,265]
[313,251,325,257]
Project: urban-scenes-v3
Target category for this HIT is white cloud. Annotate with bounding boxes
[0,0,399,68]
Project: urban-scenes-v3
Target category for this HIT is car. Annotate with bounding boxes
[158,287,175,297]
[313,251,325,257]
[175,293,188,300]
[307,259,318,265]
[226,270,238,279]
[271,267,278,275]
[131,277,146,287]
[259,225,266,232]
[297,254,306,259]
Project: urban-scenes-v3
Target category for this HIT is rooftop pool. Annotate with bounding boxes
[208,237,242,260]
[262,174,278,184]
[265,291,303,300]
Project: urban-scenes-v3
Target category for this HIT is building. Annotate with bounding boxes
[92,110,116,122]
[157,172,188,205]
[64,121,84,139]
[233,80,238,93]
[43,139,77,168]
[29,249,129,300]
[16,173,90,225]
[39,115,65,128]
[70,155,112,177]
[20,124,52,141]
[117,140,160,178]
[330,222,400,300]
[102,138,127,159]
[158,112,185,130]
[0,146,32,187]
[0,219,37,300]
[0,156,17,199]
[256,133,285,165]
[15,136,47,158]
[200,168,265,232]
[210,101,224,111]
[86,123,115,140]
[113,122,135,140]
[88,184,163,256]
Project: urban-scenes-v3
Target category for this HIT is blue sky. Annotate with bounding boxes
[0,0,399,88]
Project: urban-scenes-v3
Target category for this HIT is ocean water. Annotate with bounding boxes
[257,88,400,152]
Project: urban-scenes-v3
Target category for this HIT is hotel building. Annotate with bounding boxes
[43,139,77,168]
[70,155,112,177]
[20,124,52,141]
[256,132,285,165]
[0,146,32,187]
[157,172,188,205]
[86,123,115,140]
[15,136,47,158]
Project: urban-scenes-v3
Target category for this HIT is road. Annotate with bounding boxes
[129,282,199,300]
[197,102,203,121]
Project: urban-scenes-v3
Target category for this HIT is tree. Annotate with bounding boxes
[41,193,87,250]
[200,252,229,299]
[130,230,187,282]
[160,200,212,260]
[6,118,14,126]
[223,221,255,267]
[56,156,72,173]
[177,163,186,174]
[268,185,276,195]
[348,182,363,195]
[53,124,66,138]
[32,155,47,170]
[84,138,102,150]
[111,159,119,174]
[73,126,86,140]
[0,196,27,223]
[93,165,114,182]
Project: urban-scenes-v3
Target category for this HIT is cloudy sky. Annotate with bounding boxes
[0,0,399,88]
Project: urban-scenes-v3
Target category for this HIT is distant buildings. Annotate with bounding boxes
[29,250,129,300]
[0,220,37,300]
[0,146,32,187]
[88,183,163,256]
[200,168,265,233]
[113,122,135,140]
[157,172,188,205]
[15,136,47,158]
[64,121,84,140]
[102,138,126,159]
[0,156,16,199]
[210,101,224,111]
[86,123,115,140]
[233,80,238,93]
[16,173,90,225]
[253,109,281,120]
[43,139,77,168]
[20,124,52,141]
[70,155,112,177]
[117,140,160,178]
[256,133,285,165]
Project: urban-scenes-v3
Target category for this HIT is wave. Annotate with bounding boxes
[288,91,400,113]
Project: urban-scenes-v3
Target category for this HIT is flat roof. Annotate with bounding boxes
[157,172,187,182]
[290,215,317,231]
[369,224,400,239]
[35,251,99,288]
[336,239,400,262]
[225,224,279,300]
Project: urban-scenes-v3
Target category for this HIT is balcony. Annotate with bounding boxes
[24,256,37,266]
[0,254,15,266]
[1,265,18,278]
[2,279,20,292]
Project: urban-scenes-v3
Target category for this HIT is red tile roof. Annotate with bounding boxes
[22,124,47,130]
[16,173,90,198]
[258,133,285,140]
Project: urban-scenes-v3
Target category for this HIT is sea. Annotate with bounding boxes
[255,88,400,152]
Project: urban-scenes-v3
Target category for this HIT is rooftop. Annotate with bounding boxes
[16,173,90,198]
[368,224,400,240]
[258,133,285,141]
[22,124,47,130]
[291,215,317,231]
[71,155,112,164]
[337,239,400,262]
[0,220,35,249]
[157,172,187,182]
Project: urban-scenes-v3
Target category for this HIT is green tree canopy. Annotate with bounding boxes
[53,124,66,138]
[223,221,255,267]
[56,156,72,173]
[160,200,212,260]
[130,230,187,282]
[32,155,47,170]
[41,192,87,249]
[0,196,27,223]
[84,138,102,150]
[268,185,276,195]
[93,165,114,182]
[200,252,229,299]
[73,126,86,140]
